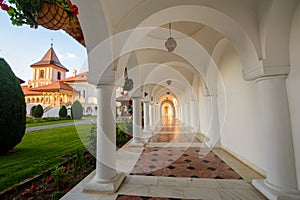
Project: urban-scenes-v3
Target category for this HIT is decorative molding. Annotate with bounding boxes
[242,65,290,81]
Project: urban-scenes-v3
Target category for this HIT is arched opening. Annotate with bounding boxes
[161,99,176,118]
[86,106,92,115]
[57,71,61,80]
[40,70,45,79]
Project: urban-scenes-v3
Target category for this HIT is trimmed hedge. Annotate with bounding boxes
[71,100,83,120]
[33,104,44,118]
[0,58,26,154]
[59,105,67,118]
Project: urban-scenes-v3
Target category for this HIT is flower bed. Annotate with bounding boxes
[0,125,132,200]
[0,151,96,200]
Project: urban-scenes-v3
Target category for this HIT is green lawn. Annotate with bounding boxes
[26,119,74,127]
[0,124,92,192]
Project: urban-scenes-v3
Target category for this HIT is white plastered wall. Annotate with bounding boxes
[217,42,266,175]
[286,2,300,190]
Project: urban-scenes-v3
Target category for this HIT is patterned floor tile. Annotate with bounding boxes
[116,194,193,200]
[131,147,242,179]
[149,134,200,143]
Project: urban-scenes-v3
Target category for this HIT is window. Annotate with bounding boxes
[40,70,45,79]
[83,90,86,98]
[57,71,61,80]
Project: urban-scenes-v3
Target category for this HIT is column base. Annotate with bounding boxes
[143,130,152,136]
[143,128,152,133]
[252,179,300,200]
[128,138,146,147]
[84,173,125,194]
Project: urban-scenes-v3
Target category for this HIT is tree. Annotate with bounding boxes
[71,100,83,119]
[0,58,26,154]
[59,105,67,118]
[34,104,44,118]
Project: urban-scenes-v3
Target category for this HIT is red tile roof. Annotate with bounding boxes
[30,81,77,92]
[22,86,42,95]
[61,72,87,82]
[31,47,69,72]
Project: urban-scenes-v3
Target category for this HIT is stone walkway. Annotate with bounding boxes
[25,118,95,132]
[62,117,267,200]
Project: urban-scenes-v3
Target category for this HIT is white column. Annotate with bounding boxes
[129,97,145,146]
[252,75,300,199]
[156,104,161,124]
[85,85,125,193]
[184,103,191,127]
[190,101,200,133]
[153,104,157,126]
[207,95,221,148]
[152,104,157,126]
[143,101,151,133]
[180,105,185,125]
[154,104,160,125]
[149,102,154,129]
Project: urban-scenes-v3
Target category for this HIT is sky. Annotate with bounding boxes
[0,11,88,84]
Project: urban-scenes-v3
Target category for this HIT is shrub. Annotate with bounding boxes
[116,125,132,148]
[87,124,97,154]
[33,104,44,118]
[71,100,83,120]
[87,124,132,154]
[59,105,67,118]
[0,58,26,154]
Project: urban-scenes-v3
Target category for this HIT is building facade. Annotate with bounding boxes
[22,46,98,117]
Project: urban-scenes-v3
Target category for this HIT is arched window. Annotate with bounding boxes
[57,72,61,80]
[40,70,45,79]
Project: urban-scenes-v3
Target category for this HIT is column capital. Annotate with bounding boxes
[255,75,287,83]
[96,84,115,89]
[242,65,290,81]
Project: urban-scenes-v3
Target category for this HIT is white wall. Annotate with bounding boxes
[217,43,266,174]
[286,2,300,189]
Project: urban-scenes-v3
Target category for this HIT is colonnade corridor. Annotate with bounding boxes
[63,116,267,199]
[131,116,250,179]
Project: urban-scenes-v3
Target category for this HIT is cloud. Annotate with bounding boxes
[67,52,76,58]
[56,52,75,62]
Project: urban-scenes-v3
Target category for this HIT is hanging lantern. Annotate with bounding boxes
[122,67,134,91]
[165,23,177,52]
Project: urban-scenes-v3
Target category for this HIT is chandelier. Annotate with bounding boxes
[165,23,177,52]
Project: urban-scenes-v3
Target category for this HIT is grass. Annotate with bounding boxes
[117,122,133,135]
[0,124,92,192]
[83,116,97,119]
[26,119,74,127]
